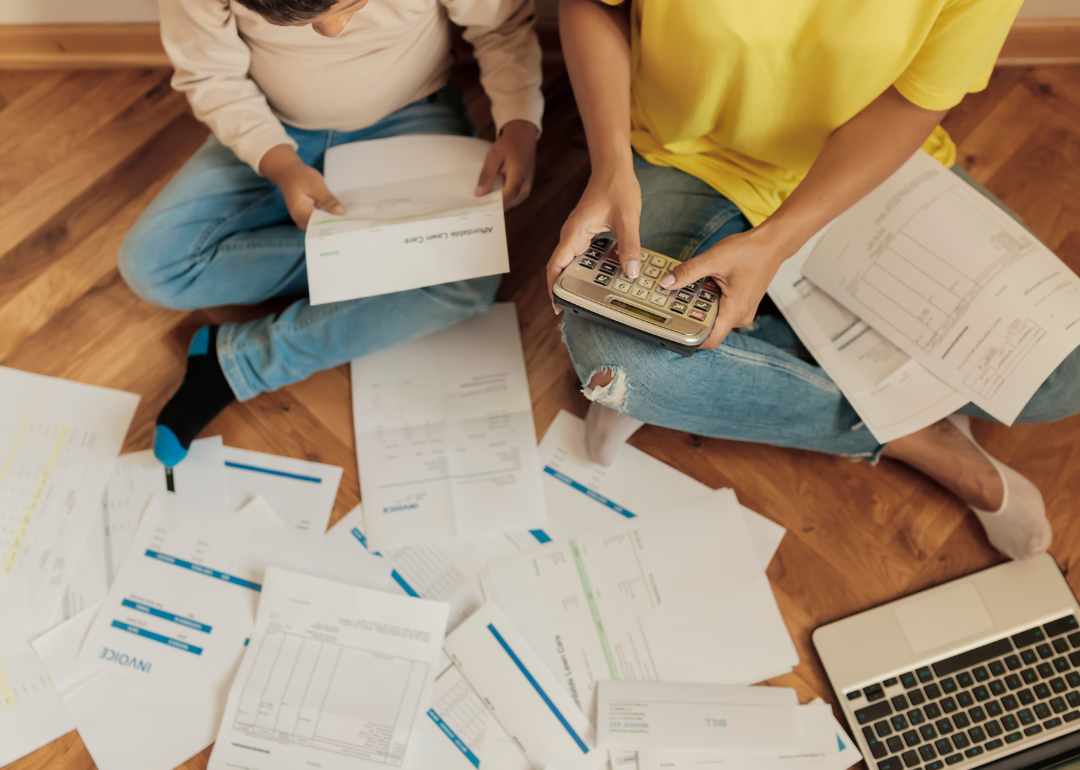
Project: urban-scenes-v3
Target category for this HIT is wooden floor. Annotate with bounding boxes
[3,61,1080,770]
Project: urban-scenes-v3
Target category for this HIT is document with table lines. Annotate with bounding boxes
[351,303,546,551]
[0,367,138,632]
[539,410,785,569]
[0,626,75,767]
[76,493,391,697]
[207,567,448,770]
[481,505,798,718]
[802,151,1080,424]
[769,231,968,443]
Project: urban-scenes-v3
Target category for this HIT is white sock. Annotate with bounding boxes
[584,401,644,467]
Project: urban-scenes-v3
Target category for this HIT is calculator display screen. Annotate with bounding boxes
[609,299,667,324]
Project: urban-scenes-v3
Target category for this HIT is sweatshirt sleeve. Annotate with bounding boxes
[159,0,297,172]
[441,0,545,135]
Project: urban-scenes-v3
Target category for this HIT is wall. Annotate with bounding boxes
[0,0,1074,24]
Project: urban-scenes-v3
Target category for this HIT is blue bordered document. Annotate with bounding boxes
[444,602,609,770]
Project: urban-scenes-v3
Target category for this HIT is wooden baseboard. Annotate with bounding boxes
[0,17,1076,70]
[997,18,1080,66]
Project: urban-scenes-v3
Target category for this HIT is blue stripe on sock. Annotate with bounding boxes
[188,326,210,356]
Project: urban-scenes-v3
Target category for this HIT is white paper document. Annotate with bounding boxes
[539,411,785,568]
[306,134,508,304]
[76,493,391,697]
[445,602,609,770]
[768,233,968,443]
[636,701,861,770]
[481,506,799,717]
[224,446,342,538]
[0,627,75,766]
[413,654,532,770]
[328,504,546,631]
[802,151,1080,424]
[0,367,138,632]
[207,567,447,769]
[597,681,799,751]
[352,303,546,550]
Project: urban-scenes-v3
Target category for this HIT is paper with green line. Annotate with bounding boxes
[306,134,508,304]
[480,501,800,719]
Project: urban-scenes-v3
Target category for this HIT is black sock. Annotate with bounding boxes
[154,325,236,467]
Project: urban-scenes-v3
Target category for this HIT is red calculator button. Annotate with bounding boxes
[688,309,707,321]
[703,278,719,292]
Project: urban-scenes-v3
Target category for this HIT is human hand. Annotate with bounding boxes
[658,227,791,350]
[546,164,642,312]
[259,144,345,230]
[475,120,538,210]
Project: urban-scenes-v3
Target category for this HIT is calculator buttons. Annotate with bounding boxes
[688,308,707,321]
[598,262,617,275]
[699,290,717,302]
[579,258,596,269]
[703,278,719,292]
[650,255,666,267]
[644,265,662,279]
[670,301,687,314]
[614,279,632,293]
[675,290,694,303]
[654,286,671,296]
[631,287,650,300]
[649,293,668,308]
[594,274,612,286]
[638,277,655,289]
[694,300,711,312]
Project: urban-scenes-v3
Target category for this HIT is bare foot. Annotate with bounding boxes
[584,401,644,467]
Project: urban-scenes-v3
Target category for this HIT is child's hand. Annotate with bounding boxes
[475,120,538,210]
[260,144,345,230]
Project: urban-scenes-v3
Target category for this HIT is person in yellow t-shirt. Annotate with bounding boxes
[547,0,1080,560]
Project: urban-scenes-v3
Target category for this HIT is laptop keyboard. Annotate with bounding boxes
[846,615,1080,770]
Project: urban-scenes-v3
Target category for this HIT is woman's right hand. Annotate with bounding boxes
[547,164,643,313]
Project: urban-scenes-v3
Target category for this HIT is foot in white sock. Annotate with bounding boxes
[584,401,644,467]
[946,415,1052,561]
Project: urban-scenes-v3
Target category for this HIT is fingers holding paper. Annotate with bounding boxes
[475,119,538,210]
[259,144,346,230]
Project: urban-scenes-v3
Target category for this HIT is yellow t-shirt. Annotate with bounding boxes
[604,0,1022,225]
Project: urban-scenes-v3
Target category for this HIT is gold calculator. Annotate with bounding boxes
[553,235,719,356]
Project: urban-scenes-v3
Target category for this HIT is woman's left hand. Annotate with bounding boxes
[658,226,792,350]
[475,120,538,210]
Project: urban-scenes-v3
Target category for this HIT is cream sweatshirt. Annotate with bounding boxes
[159,0,544,171]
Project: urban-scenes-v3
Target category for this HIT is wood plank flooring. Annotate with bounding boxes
[3,61,1080,770]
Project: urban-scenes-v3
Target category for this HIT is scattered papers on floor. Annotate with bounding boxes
[307,134,508,304]
[351,303,546,550]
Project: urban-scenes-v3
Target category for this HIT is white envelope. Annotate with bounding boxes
[597,680,800,750]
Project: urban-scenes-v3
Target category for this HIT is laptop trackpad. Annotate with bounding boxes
[895,582,995,656]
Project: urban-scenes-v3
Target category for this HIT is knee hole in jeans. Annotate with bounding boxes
[582,366,630,411]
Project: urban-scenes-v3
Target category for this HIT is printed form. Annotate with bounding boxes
[352,303,546,550]
[207,567,448,770]
[307,135,507,304]
[0,626,75,766]
[802,151,1080,424]
[769,232,968,442]
[480,506,799,719]
[76,493,391,698]
[0,367,138,632]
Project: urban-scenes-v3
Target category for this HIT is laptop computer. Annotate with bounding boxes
[814,554,1080,770]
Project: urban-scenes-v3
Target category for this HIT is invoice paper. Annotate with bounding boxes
[328,504,546,631]
[60,437,230,621]
[0,627,75,766]
[33,603,227,770]
[768,231,968,443]
[207,567,447,770]
[444,602,609,770]
[481,506,799,717]
[597,681,799,750]
[636,701,862,770]
[307,134,508,304]
[352,303,546,550]
[0,367,138,632]
[802,151,1080,424]
[224,446,342,539]
[539,410,785,568]
[76,493,391,698]
[411,654,532,770]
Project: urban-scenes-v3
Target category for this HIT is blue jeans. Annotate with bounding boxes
[119,86,499,401]
[562,155,1080,459]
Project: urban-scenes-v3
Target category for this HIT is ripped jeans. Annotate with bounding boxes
[561,155,1080,459]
